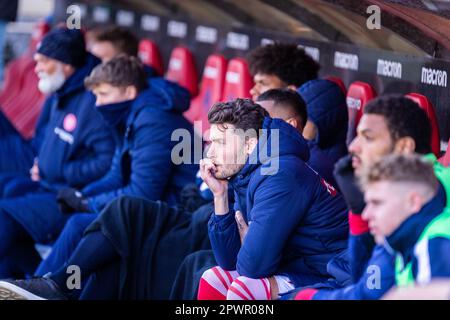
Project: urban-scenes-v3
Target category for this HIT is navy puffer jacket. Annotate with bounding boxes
[83,78,197,212]
[208,117,349,287]
[37,54,115,190]
[298,79,348,165]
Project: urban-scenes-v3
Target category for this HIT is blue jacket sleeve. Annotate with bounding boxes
[427,237,450,278]
[208,207,241,271]
[307,141,337,187]
[62,125,115,187]
[81,148,123,197]
[349,230,376,282]
[312,246,396,300]
[237,172,309,278]
[86,113,174,213]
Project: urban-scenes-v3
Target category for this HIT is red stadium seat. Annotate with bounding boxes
[326,76,347,95]
[0,20,49,139]
[221,58,253,101]
[346,81,377,144]
[0,57,34,106]
[0,20,49,105]
[138,39,164,76]
[2,69,45,139]
[439,139,450,166]
[184,54,227,134]
[406,93,441,157]
[165,46,199,97]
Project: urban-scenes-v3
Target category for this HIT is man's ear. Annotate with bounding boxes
[124,86,138,100]
[286,117,302,132]
[286,84,297,91]
[245,136,259,156]
[407,190,425,214]
[62,63,75,78]
[286,117,297,128]
[394,137,416,154]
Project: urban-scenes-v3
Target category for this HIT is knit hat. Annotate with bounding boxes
[37,28,87,67]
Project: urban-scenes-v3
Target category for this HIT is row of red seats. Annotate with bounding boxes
[139,40,253,134]
[141,40,448,163]
[140,40,446,159]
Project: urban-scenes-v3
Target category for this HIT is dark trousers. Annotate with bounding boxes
[35,213,97,276]
[0,191,68,278]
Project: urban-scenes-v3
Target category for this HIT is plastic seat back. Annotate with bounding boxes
[221,58,253,101]
[165,46,199,97]
[138,39,164,76]
[346,81,377,145]
[406,93,441,157]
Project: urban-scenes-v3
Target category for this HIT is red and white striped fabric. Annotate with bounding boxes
[197,266,275,300]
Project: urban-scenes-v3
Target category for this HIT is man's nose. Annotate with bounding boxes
[348,136,359,154]
[361,207,370,220]
[250,86,258,99]
[34,64,41,75]
[206,145,214,159]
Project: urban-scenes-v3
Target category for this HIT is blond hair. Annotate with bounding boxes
[360,154,438,194]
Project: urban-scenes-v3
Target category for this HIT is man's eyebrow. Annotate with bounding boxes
[359,128,374,135]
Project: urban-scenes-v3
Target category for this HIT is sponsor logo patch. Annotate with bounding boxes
[63,113,77,132]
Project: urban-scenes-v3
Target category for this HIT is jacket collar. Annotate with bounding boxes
[229,158,255,190]
[385,184,446,257]
[54,54,100,102]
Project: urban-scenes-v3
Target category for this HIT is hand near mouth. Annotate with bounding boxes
[200,158,228,197]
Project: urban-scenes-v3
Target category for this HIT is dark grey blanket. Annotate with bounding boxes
[84,195,212,299]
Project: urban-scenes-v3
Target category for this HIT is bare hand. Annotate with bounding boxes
[30,159,40,182]
[200,158,228,197]
[235,210,249,244]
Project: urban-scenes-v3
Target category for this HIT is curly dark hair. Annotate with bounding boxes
[364,95,432,154]
[84,55,148,92]
[208,98,269,135]
[247,42,320,87]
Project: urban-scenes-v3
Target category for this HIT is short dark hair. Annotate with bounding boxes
[84,55,148,92]
[256,88,307,128]
[247,42,320,88]
[364,95,432,154]
[94,26,138,57]
[208,99,269,136]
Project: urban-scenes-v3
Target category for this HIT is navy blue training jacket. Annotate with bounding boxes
[37,54,115,190]
[298,79,348,165]
[208,117,349,287]
[82,78,197,212]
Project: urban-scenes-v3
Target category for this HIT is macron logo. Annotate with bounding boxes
[334,51,359,71]
[377,59,402,79]
[421,67,447,87]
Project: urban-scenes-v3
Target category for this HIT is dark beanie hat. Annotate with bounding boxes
[37,28,87,67]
